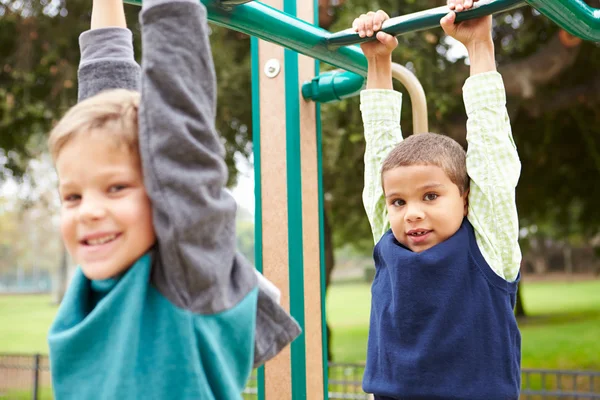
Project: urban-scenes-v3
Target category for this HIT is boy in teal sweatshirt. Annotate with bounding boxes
[47,0,300,398]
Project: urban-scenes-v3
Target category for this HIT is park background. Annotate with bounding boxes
[1,0,600,398]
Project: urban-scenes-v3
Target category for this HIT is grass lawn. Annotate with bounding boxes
[0,279,599,371]
[0,295,58,354]
[327,279,600,370]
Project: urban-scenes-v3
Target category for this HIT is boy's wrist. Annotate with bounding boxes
[366,56,393,90]
[466,39,496,76]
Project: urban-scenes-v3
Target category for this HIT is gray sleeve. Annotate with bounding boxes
[138,0,256,314]
[139,0,301,364]
[78,27,140,101]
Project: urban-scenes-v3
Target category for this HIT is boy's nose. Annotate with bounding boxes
[78,197,107,222]
[404,203,424,222]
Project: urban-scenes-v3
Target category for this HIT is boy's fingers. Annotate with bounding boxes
[448,0,455,10]
[374,10,389,31]
[357,15,366,37]
[352,18,359,31]
[440,12,456,34]
[365,11,375,36]
[377,31,398,50]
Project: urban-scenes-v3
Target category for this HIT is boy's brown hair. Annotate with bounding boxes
[381,132,469,194]
[48,89,140,161]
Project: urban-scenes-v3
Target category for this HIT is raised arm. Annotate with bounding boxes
[78,0,140,101]
[441,5,522,282]
[356,11,403,243]
[138,0,256,314]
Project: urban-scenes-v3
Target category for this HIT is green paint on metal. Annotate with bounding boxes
[311,1,328,392]
[524,0,600,42]
[124,0,368,76]
[314,66,329,400]
[302,70,365,103]
[326,0,526,47]
[283,0,307,397]
[125,0,600,80]
[250,35,265,400]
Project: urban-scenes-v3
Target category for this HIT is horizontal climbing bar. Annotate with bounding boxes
[327,0,525,47]
[327,0,600,47]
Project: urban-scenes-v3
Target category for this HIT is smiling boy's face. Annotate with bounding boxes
[56,132,156,280]
[383,164,468,253]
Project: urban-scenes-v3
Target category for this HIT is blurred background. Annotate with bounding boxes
[1,0,599,398]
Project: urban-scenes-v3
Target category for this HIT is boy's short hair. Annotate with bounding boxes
[48,89,140,161]
[381,132,469,195]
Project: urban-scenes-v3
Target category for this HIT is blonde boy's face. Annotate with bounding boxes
[56,132,155,280]
[383,164,468,253]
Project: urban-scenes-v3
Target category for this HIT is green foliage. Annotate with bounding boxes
[0,2,141,178]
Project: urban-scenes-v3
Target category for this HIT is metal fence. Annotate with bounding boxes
[1,354,599,400]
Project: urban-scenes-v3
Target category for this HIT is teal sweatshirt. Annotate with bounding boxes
[48,1,300,398]
[49,254,257,399]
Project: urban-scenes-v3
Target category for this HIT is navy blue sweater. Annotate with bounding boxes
[363,219,520,400]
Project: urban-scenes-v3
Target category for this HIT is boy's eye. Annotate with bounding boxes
[392,199,405,207]
[424,193,438,201]
[108,184,127,193]
[63,194,81,203]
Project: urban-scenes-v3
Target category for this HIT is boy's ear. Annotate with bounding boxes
[463,189,470,216]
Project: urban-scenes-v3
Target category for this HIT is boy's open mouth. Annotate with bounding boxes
[407,230,431,237]
[81,233,121,246]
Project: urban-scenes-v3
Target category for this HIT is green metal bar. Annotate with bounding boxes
[124,0,368,76]
[327,0,600,47]
[314,0,328,393]
[302,70,365,103]
[326,0,526,47]
[126,0,600,82]
[524,0,600,42]
[250,35,265,400]
[315,72,329,400]
[283,0,307,398]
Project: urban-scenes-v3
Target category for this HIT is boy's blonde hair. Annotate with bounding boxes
[381,132,469,195]
[48,89,140,161]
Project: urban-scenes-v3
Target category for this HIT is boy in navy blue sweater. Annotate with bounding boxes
[355,1,522,399]
[47,0,299,398]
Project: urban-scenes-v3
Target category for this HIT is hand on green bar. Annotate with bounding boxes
[327,0,600,47]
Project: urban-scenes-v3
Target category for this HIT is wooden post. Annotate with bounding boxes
[252,0,326,398]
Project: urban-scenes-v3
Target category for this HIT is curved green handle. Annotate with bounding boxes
[525,0,600,42]
[326,0,600,47]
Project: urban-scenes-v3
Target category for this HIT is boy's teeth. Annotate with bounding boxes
[87,234,117,245]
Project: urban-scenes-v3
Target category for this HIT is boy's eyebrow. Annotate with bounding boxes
[417,183,445,191]
[384,183,446,199]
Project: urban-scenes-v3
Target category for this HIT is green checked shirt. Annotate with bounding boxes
[361,71,521,282]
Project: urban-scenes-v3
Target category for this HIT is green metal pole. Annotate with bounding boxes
[326,0,526,47]
[524,0,600,42]
[124,0,368,76]
[250,35,266,400]
[302,70,365,103]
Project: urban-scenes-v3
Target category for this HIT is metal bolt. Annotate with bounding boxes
[264,59,281,78]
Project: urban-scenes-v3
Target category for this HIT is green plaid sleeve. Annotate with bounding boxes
[464,71,522,282]
[360,89,403,244]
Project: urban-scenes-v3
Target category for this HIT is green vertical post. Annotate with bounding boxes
[314,1,328,396]
[283,0,307,397]
[250,36,266,400]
